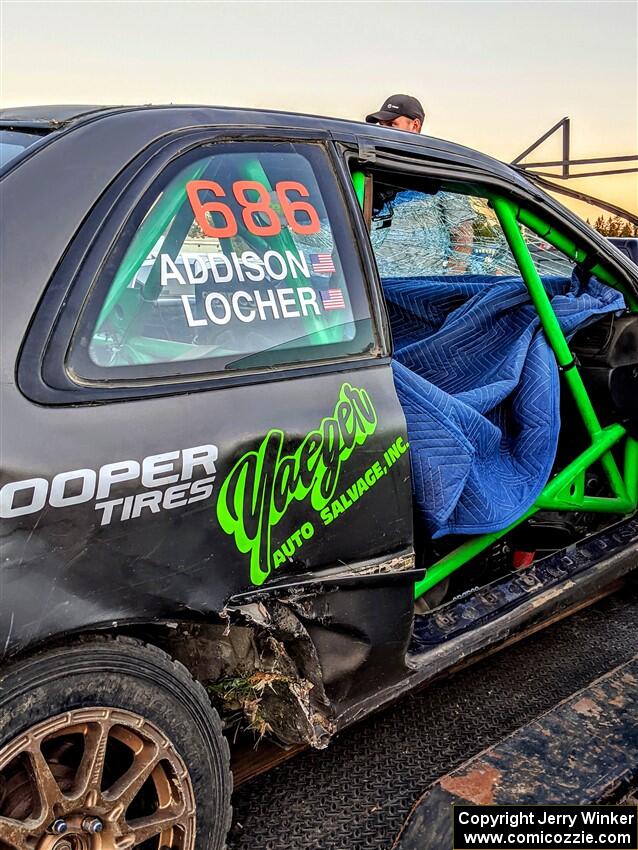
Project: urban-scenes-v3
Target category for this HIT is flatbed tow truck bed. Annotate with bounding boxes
[229,581,638,850]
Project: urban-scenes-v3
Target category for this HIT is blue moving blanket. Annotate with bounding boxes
[386,274,625,538]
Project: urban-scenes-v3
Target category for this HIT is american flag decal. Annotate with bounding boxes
[310,253,336,275]
[320,289,345,311]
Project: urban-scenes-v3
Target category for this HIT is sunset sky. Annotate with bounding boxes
[1,0,636,218]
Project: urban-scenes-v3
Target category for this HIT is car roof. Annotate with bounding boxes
[0,102,520,180]
[2,104,637,334]
[0,105,121,127]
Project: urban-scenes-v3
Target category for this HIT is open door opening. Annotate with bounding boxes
[352,167,638,610]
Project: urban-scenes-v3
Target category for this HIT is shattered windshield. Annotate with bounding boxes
[371,187,576,278]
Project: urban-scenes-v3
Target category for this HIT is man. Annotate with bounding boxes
[365,94,476,274]
[366,94,425,133]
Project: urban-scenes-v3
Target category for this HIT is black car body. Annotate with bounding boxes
[1,105,637,849]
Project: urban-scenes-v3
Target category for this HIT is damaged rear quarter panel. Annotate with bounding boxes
[0,118,413,662]
[0,364,412,659]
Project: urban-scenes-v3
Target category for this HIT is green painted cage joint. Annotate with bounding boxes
[351,170,365,210]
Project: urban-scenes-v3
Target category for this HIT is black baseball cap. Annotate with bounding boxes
[366,94,425,124]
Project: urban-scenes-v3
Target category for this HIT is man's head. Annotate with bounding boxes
[366,94,425,133]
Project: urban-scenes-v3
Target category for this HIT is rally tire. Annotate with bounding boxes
[0,635,232,849]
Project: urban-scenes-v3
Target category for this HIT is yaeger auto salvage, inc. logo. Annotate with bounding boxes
[216,383,409,587]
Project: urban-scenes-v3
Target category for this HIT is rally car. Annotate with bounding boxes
[0,104,636,850]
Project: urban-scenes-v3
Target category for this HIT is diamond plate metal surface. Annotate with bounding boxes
[229,585,638,850]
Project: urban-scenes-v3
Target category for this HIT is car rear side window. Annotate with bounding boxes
[69,141,375,381]
[0,128,49,171]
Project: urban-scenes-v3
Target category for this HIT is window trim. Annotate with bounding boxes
[19,129,387,405]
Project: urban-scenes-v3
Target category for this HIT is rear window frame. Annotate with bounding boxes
[19,128,389,405]
[67,139,377,382]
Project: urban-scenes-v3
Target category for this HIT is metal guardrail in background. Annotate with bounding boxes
[512,117,638,226]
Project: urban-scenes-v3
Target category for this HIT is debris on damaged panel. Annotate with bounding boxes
[165,597,334,749]
[208,669,316,740]
[360,552,414,575]
[223,598,336,749]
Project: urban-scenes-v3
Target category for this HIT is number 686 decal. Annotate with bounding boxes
[186,179,321,239]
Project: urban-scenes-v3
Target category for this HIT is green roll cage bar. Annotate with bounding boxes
[354,174,638,599]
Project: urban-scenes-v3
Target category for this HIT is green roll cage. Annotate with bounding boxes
[352,170,638,599]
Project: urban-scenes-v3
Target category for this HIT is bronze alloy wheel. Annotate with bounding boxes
[0,707,196,850]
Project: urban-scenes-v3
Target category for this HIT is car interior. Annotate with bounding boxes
[362,168,638,610]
